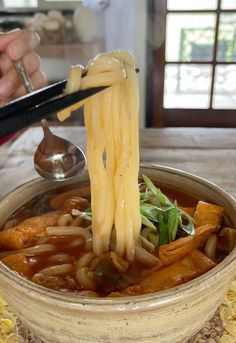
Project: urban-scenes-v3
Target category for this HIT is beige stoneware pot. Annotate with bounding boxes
[0,163,236,343]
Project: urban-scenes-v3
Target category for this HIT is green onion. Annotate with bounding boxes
[141,227,159,248]
[158,215,169,244]
[140,175,195,245]
[139,235,155,253]
[83,176,195,248]
[142,175,172,207]
[141,215,157,231]
[178,209,196,236]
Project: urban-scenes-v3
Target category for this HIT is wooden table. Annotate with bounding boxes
[1,126,236,199]
[0,126,236,342]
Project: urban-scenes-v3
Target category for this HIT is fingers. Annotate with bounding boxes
[6,29,40,61]
[0,53,13,74]
[0,29,45,102]
[0,52,46,104]
[0,29,22,52]
[0,69,46,105]
[0,97,11,105]
[0,50,41,74]
[0,51,43,98]
[13,70,47,98]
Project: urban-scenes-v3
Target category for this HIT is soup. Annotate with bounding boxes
[0,177,235,297]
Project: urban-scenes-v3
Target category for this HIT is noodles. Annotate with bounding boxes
[76,267,95,290]
[110,251,129,272]
[69,237,85,248]
[57,214,74,226]
[72,215,83,227]
[46,226,90,236]
[0,244,55,258]
[76,252,94,269]
[135,245,160,267]
[38,264,73,276]
[46,226,92,251]
[80,70,126,90]
[65,65,84,94]
[23,244,56,255]
[59,50,141,260]
[204,234,217,259]
[48,253,71,264]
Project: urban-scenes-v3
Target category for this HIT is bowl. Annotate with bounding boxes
[0,163,236,343]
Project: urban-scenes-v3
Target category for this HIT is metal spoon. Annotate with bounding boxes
[14,60,86,181]
[34,119,86,180]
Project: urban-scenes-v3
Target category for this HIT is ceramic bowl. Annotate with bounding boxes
[0,163,236,343]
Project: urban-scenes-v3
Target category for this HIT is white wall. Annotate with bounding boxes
[104,0,147,128]
[40,0,147,127]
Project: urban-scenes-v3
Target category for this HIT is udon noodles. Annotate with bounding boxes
[59,50,141,261]
[0,50,236,296]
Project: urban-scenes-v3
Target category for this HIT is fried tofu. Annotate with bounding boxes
[193,201,224,228]
[180,207,196,217]
[0,211,61,250]
[1,253,32,277]
[159,224,217,265]
[139,249,216,294]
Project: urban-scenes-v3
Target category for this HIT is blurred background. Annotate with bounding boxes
[0,0,235,128]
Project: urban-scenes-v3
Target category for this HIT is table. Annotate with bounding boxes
[0,126,236,343]
[1,126,236,198]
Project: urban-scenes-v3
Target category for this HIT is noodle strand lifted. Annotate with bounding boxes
[58,50,141,260]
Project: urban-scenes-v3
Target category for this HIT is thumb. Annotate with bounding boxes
[0,29,22,52]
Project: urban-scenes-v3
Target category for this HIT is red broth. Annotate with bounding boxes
[0,183,235,297]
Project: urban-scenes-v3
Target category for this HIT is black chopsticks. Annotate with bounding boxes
[0,67,140,139]
[0,80,67,119]
[0,84,108,138]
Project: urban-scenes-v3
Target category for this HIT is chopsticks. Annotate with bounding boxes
[0,83,108,138]
[0,66,139,139]
[0,80,67,119]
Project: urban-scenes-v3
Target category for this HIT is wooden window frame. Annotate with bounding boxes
[148,0,236,127]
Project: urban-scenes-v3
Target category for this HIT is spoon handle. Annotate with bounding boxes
[14,60,53,138]
[14,60,34,93]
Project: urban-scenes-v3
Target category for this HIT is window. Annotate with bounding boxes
[3,0,37,7]
[149,0,236,127]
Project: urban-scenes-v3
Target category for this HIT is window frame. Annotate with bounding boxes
[149,0,236,128]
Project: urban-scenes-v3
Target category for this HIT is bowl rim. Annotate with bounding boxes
[0,162,236,312]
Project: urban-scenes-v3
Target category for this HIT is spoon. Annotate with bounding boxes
[34,119,86,180]
[14,60,86,181]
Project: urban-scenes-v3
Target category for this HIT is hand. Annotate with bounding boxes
[0,29,46,104]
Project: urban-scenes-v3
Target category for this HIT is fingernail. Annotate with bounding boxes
[0,80,13,96]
